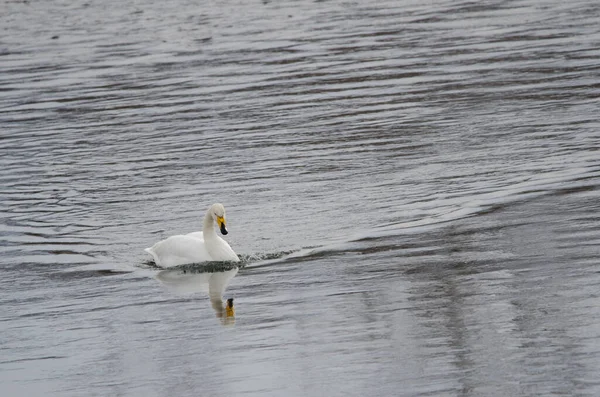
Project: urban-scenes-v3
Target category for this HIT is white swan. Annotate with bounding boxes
[145,203,240,267]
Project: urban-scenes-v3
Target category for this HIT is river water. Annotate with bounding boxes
[1,0,600,396]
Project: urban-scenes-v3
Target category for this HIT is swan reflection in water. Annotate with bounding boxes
[156,262,239,326]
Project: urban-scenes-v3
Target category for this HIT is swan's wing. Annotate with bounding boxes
[186,231,204,240]
[211,236,240,262]
[148,235,211,267]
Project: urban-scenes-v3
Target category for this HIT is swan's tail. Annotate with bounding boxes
[145,247,160,266]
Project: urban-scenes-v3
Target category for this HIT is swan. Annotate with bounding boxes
[145,203,240,267]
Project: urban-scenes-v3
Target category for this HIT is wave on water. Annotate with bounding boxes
[357,163,600,241]
[252,163,600,263]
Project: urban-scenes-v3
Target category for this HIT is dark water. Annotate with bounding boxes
[2,0,600,395]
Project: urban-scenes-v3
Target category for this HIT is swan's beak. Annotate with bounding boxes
[226,298,235,317]
[217,216,228,235]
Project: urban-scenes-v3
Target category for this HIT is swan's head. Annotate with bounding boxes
[210,203,229,235]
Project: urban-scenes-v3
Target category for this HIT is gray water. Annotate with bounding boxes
[2,0,600,395]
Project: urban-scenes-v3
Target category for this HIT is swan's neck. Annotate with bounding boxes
[203,209,217,239]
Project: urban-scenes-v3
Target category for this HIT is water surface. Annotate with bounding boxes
[1,0,600,396]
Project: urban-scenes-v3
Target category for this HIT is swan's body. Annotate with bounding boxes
[145,203,240,268]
